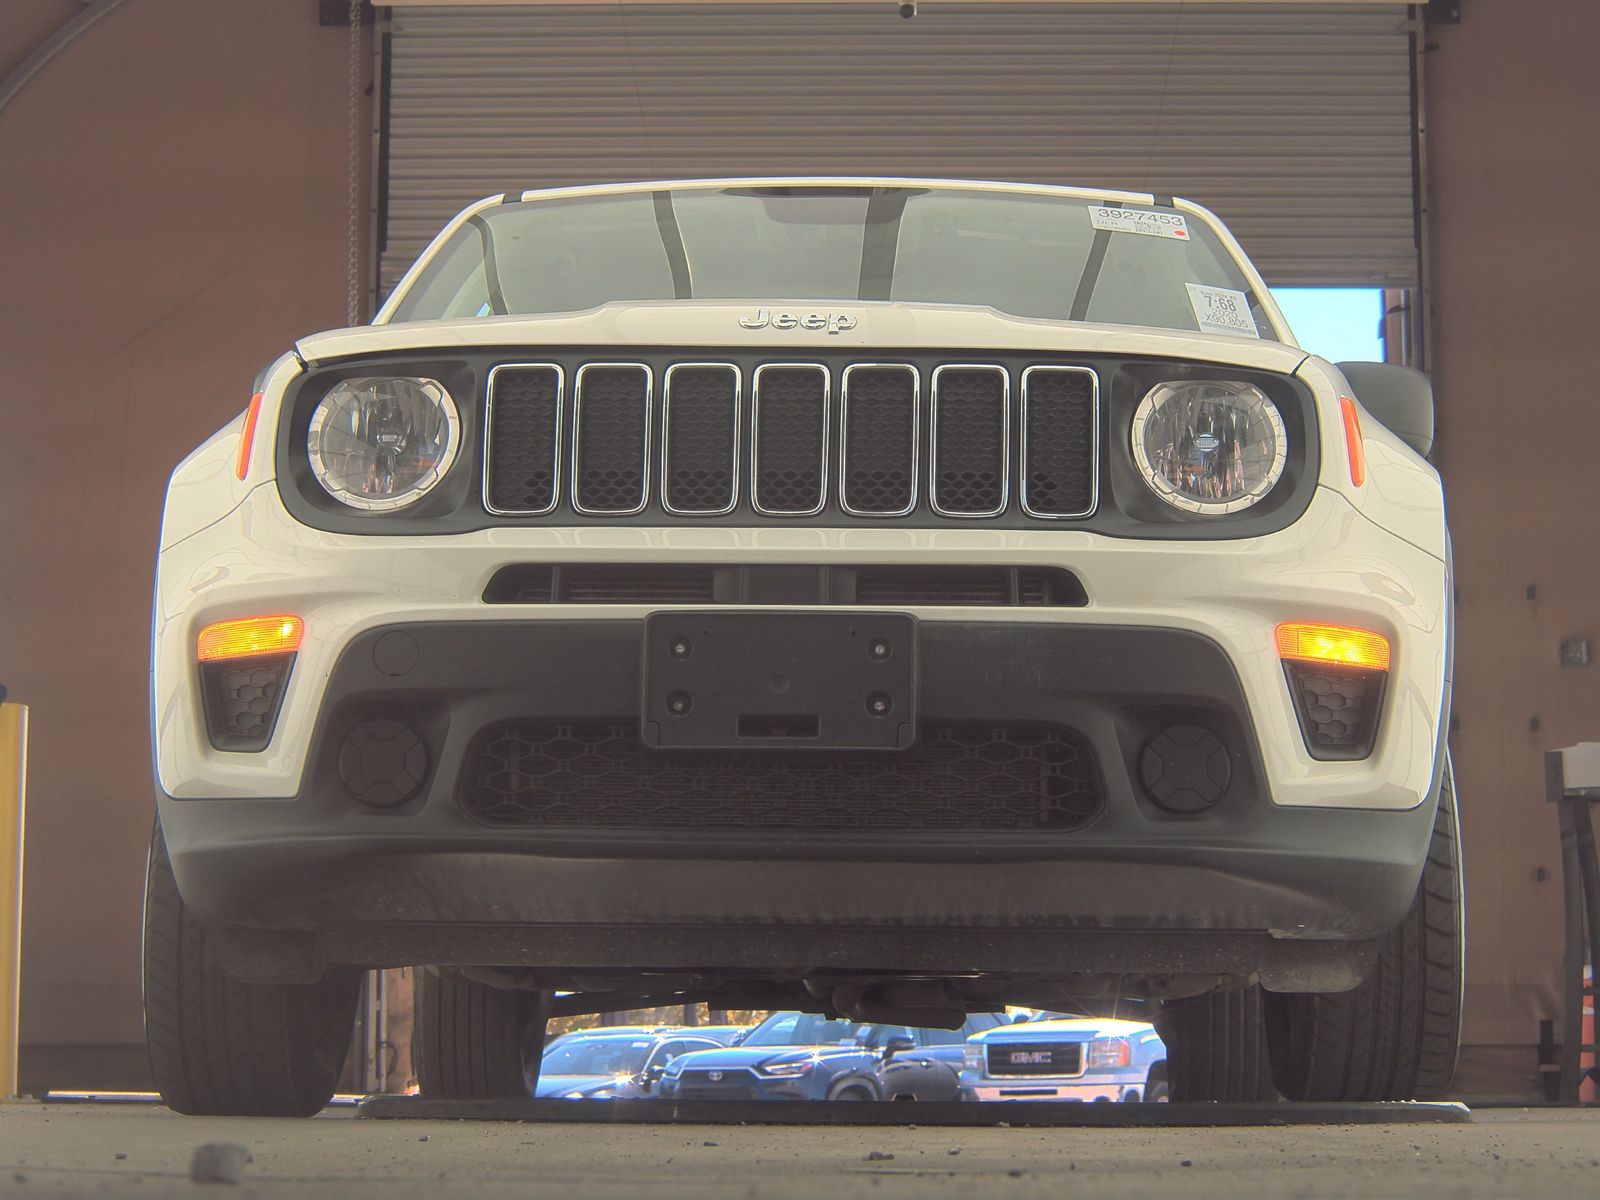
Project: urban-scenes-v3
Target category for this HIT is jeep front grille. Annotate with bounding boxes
[483,357,1098,521]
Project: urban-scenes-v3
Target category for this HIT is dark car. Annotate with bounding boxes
[657,1011,1005,1101]
[535,1030,724,1099]
[817,1015,1009,1101]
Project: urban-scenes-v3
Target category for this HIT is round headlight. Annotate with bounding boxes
[306,377,461,511]
[1130,380,1287,514]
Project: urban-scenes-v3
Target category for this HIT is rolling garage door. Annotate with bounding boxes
[376,3,1419,291]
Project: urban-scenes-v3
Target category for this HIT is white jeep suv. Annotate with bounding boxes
[144,179,1459,1114]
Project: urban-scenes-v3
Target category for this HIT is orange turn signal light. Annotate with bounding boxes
[197,615,304,663]
[235,392,264,482]
[1275,622,1390,672]
[1340,396,1367,488]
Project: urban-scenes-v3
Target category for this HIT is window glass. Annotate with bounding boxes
[742,1011,865,1047]
[540,1036,653,1076]
[389,185,1282,340]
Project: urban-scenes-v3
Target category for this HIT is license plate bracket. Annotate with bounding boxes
[641,611,917,751]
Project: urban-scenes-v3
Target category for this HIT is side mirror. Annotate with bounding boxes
[883,1036,916,1059]
[1336,362,1434,457]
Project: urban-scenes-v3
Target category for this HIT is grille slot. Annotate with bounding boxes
[484,563,1087,607]
[986,1042,1084,1078]
[484,364,562,515]
[560,564,716,604]
[572,364,651,514]
[663,363,739,515]
[752,364,828,515]
[841,364,919,516]
[1021,366,1098,519]
[461,722,1102,831]
[931,365,1009,517]
[854,566,1086,607]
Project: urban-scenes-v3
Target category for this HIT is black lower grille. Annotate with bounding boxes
[671,1078,760,1100]
[986,1042,1083,1077]
[461,722,1101,830]
[482,564,1087,607]
[854,566,1086,607]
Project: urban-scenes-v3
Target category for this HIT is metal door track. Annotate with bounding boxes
[356,1097,1471,1126]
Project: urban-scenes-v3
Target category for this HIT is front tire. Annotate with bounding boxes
[1266,759,1463,1101]
[142,820,360,1117]
[412,969,553,1098]
[1155,986,1279,1102]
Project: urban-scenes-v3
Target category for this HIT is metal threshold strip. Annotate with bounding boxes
[356,1096,1472,1127]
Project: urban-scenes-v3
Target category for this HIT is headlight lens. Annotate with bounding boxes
[307,377,461,511]
[963,1045,983,1071]
[1130,380,1287,514]
[757,1058,814,1078]
[1087,1038,1133,1069]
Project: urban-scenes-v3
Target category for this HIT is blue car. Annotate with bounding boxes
[960,1018,1168,1103]
[657,1011,1006,1101]
[535,1029,725,1099]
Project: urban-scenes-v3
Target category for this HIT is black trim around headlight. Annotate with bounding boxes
[274,348,1318,539]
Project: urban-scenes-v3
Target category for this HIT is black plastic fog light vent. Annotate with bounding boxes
[1285,664,1385,761]
[339,719,429,808]
[1139,724,1232,814]
[200,654,294,752]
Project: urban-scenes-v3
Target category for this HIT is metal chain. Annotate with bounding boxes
[346,0,363,326]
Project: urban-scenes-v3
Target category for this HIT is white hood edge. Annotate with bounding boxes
[296,302,1309,375]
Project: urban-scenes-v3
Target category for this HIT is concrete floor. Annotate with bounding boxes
[2,1103,1598,1198]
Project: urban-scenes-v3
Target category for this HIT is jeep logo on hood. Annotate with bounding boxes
[739,309,857,334]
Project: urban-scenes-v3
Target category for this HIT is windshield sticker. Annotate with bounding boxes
[1088,207,1191,241]
[1185,284,1260,338]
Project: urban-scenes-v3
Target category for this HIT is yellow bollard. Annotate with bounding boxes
[0,702,26,1102]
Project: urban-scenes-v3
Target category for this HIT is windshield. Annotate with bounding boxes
[741,1012,869,1048]
[388,184,1278,339]
[540,1036,653,1076]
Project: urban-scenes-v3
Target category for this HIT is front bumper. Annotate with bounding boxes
[151,484,1450,981]
[959,1075,1142,1103]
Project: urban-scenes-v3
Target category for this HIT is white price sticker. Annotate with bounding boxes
[1185,283,1259,339]
[1087,207,1191,241]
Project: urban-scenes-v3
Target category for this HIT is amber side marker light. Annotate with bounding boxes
[197,615,304,663]
[1340,396,1367,488]
[235,392,264,481]
[1275,622,1390,672]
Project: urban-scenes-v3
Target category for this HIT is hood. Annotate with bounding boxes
[668,1043,861,1071]
[294,301,1307,375]
[972,1018,1155,1045]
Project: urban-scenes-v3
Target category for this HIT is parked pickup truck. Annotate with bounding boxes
[960,1018,1167,1102]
